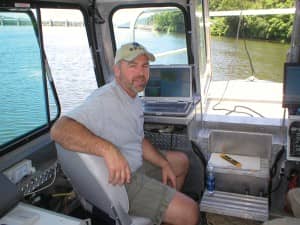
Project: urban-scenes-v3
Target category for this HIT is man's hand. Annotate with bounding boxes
[142,139,177,188]
[161,162,177,188]
[102,144,131,185]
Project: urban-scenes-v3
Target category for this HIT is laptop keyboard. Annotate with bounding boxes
[143,102,189,113]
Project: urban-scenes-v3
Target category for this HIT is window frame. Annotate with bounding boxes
[0,7,60,155]
[108,3,194,65]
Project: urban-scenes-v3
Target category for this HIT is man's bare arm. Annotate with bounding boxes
[142,138,176,188]
[51,116,131,185]
[51,116,108,156]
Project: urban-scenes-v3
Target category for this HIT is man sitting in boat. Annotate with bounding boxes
[50,42,200,225]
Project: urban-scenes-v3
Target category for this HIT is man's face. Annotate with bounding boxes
[114,54,150,97]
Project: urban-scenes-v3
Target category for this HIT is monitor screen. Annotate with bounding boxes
[283,63,300,109]
[144,65,192,98]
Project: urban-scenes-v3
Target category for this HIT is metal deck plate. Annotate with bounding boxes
[200,190,269,222]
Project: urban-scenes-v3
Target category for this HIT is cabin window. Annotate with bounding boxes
[112,6,188,65]
[0,11,58,150]
[41,9,97,113]
[206,12,289,125]
[202,4,293,124]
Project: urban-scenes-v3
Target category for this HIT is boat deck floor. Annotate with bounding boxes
[205,212,262,225]
[205,80,284,120]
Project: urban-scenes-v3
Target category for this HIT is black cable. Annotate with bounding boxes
[270,146,285,179]
[211,13,265,118]
[215,103,265,118]
[225,105,265,118]
[243,39,256,77]
[268,145,285,207]
[211,13,242,111]
[191,141,207,200]
[271,175,284,193]
[226,109,254,117]
[191,141,207,169]
[241,17,256,77]
[212,79,230,111]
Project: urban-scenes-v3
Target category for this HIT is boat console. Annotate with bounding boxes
[283,63,300,161]
[287,115,300,161]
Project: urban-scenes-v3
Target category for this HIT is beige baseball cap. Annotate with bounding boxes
[114,42,155,64]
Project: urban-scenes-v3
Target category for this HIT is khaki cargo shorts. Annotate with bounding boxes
[125,159,176,225]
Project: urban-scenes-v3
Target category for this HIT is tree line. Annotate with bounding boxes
[139,10,185,33]
[139,0,295,43]
[209,0,295,43]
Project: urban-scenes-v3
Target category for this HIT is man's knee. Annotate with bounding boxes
[180,151,189,172]
[166,151,190,175]
[186,199,200,225]
[164,192,199,225]
[177,196,199,225]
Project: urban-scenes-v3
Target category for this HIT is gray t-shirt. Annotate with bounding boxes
[66,80,144,172]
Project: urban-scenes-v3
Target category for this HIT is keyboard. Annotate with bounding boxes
[143,102,190,113]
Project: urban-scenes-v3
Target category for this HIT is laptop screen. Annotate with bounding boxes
[144,65,192,99]
[283,63,300,109]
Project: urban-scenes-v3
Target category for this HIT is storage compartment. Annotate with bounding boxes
[200,130,272,221]
[208,130,272,196]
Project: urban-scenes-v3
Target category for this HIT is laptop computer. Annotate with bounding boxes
[141,64,194,117]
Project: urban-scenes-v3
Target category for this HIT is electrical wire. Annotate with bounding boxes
[225,105,265,117]
[241,16,256,77]
[269,145,285,206]
[243,38,256,77]
[271,175,284,193]
[281,108,287,144]
[52,191,74,198]
[226,109,254,117]
[269,109,287,194]
[211,12,264,118]
[270,146,285,178]
[211,12,243,111]
[268,108,287,203]
[212,77,230,111]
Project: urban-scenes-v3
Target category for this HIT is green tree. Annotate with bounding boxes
[261,0,295,8]
[209,0,295,42]
[209,0,295,10]
[152,11,184,33]
[210,17,229,36]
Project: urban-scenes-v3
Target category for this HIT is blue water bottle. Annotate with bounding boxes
[206,163,215,194]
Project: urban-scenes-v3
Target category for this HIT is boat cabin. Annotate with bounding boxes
[0,0,300,224]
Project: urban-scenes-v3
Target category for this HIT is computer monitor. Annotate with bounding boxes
[144,65,192,99]
[283,63,300,113]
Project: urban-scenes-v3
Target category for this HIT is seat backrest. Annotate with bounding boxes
[56,143,133,225]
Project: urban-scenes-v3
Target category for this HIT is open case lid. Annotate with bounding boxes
[0,173,21,217]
